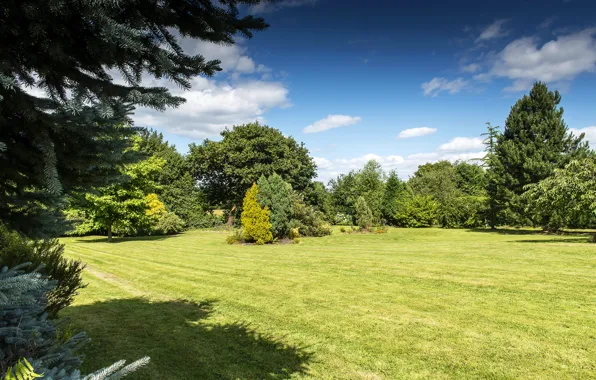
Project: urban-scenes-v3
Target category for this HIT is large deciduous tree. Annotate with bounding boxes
[523,157,596,233]
[188,122,316,222]
[486,82,589,227]
[0,0,269,237]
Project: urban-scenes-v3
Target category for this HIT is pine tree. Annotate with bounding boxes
[241,184,273,245]
[0,0,269,237]
[487,82,589,226]
[257,174,293,239]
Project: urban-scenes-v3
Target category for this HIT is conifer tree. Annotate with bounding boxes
[0,0,269,237]
[355,196,373,230]
[381,170,409,225]
[0,263,150,379]
[486,82,589,226]
[257,174,293,239]
[241,184,273,245]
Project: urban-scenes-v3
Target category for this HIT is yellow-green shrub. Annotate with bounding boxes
[241,184,273,244]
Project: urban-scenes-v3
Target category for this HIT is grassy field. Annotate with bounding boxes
[61,228,596,379]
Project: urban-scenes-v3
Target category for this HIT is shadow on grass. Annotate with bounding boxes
[64,298,312,379]
[466,228,543,235]
[74,234,181,244]
[513,237,595,244]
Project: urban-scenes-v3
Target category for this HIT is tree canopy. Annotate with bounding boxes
[486,82,589,227]
[0,0,269,237]
[188,122,317,217]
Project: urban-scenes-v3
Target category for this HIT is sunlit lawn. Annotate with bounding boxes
[61,228,596,379]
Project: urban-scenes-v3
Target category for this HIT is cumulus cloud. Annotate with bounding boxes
[438,137,485,152]
[397,127,437,139]
[476,19,510,42]
[303,115,362,133]
[250,0,317,14]
[315,150,486,183]
[421,77,468,97]
[570,126,596,146]
[188,40,257,74]
[478,28,596,92]
[133,77,290,139]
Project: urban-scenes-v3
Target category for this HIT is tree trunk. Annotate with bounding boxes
[107,223,113,242]
[227,205,236,226]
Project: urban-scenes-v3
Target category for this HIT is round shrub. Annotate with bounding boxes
[153,212,185,235]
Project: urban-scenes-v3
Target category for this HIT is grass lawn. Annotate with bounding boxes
[61,228,596,379]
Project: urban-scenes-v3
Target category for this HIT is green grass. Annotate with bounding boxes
[61,228,596,379]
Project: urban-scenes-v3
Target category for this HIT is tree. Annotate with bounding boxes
[381,170,410,225]
[257,174,293,239]
[188,123,316,223]
[455,162,486,196]
[0,0,269,237]
[0,263,150,378]
[355,160,386,221]
[71,156,165,241]
[241,184,273,245]
[486,82,589,226]
[409,161,459,204]
[523,157,596,233]
[329,171,359,218]
[136,129,210,228]
[355,196,373,230]
[303,182,334,221]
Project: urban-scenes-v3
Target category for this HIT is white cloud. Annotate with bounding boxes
[570,126,596,146]
[133,77,290,139]
[397,127,437,139]
[477,19,510,42]
[438,137,485,152]
[303,115,362,133]
[188,39,257,74]
[421,77,468,97]
[316,150,486,183]
[250,0,317,14]
[461,63,481,73]
[477,28,596,92]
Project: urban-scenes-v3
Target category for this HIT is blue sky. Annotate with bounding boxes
[134,0,596,181]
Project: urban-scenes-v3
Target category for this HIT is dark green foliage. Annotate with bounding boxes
[288,192,333,237]
[455,162,487,196]
[486,82,589,227]
[257,174,293,239]
[303,182,334,222]
[241,184,273,245]
[0,0,269,237]
[153,213,185,236]
[188,123,316,220]
[381,170,410,225]
[438,196,487,228]
[136,130,215,229]
[329,171,359,218]
[394,195,439,228]
[355,196,373,230]
[0,224,85,317]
